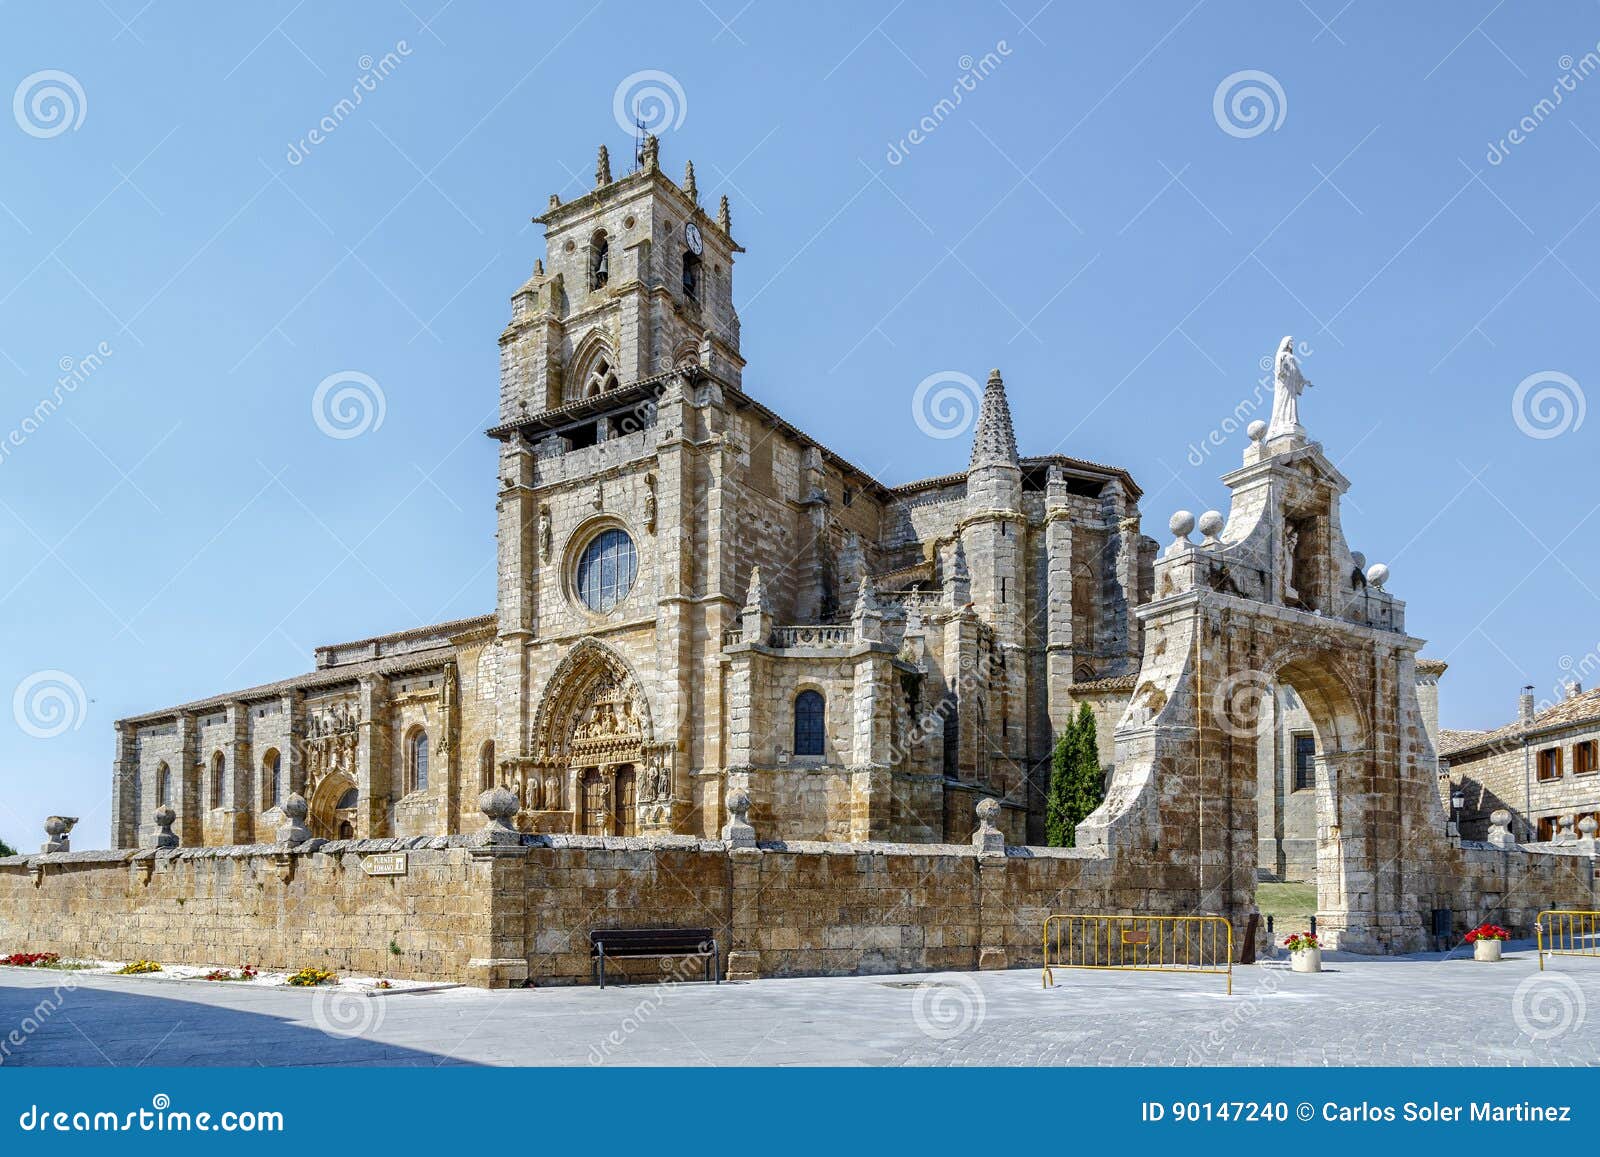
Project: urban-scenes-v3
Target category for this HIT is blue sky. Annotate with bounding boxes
[3,3,1598,848]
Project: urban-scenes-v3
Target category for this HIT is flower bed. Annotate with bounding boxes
[1,951,448,992]
[2,952,60,967]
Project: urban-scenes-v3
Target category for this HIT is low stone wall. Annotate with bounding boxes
[0,840,486,983]
[0,833,1593,987]
[1450,842,1598,933]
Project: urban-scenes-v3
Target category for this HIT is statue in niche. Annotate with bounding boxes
[1267,335,1312,438]
[1281,524,1300,606]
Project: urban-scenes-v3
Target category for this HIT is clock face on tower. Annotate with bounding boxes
[684,220,703,255]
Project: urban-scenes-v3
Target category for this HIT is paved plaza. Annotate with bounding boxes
[1,944,1595,1067]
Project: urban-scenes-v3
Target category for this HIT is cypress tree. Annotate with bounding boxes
[1069,701,1106,832]
[1045,711,1079,846]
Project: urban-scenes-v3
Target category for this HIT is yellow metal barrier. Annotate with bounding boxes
[1536,910,1600,970]
[1042,914,1234,994]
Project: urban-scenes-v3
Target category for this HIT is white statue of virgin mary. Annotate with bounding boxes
[1267,336,1311,438]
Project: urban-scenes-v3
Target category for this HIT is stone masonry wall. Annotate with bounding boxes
[5,833,1591,988]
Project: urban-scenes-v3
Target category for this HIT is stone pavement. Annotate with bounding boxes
[1,944,1595,1066]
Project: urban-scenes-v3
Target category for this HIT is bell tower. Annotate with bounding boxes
[496,134,744,423]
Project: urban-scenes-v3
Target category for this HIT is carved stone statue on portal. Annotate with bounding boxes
[1267,335,1312,439]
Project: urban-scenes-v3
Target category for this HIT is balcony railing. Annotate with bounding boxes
[722,624,855,650]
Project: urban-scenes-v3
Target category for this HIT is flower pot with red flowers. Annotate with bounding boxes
[1465,923,1509,962]
[1283,932,1321,973]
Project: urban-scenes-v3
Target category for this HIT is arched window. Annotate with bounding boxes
[575,528,638,613]
[263,749,282,808]
[480,740,496,791]
[155,762,170,807]
[940,694,960,777]
[794,690,825,757]
[336,787,359,810]
[210,752,226,809]
[407,729,429,793]
[584,356,619,397]
[590,231,609,290]
[682,249,701,301]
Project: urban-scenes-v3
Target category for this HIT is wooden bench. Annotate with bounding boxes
[589,927,720,988]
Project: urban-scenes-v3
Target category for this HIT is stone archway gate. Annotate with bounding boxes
[1078,366,1589,953]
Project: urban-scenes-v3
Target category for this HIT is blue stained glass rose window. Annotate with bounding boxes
[576,528,638,613]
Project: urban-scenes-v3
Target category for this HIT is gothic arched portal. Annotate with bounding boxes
[525,638,674,835]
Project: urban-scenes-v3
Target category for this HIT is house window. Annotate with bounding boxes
[1537,747,1563,781]
[407,729,429,793]
[481,740,496,792]
[155,762,170,807]
[793,690,825,756]
[575,528,638,613]
[1537,816,1557,842]
[1574,740,1598,775]
[210,752,226,808]
[1292,732,1316,791]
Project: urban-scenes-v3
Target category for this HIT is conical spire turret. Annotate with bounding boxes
[683,159,698,201]
[968,368,1019,471]
[595,144,612,187]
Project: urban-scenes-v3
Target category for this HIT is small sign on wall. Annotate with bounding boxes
[361,853,408,877]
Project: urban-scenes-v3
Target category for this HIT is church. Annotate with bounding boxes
[107,136,1432,858]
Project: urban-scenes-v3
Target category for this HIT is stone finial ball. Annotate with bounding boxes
[1580,816,1598,836]
[726,789,751,819]
[1247,420,1268,442]
[1490,808,1512,827]
[1168,510,1196,538]
[1197,510,1224,539]
[153,804,176,826]
[478,786,519,822]
[282,793,309,821]
[1366,562,1389,589]
[975,797,1001,824]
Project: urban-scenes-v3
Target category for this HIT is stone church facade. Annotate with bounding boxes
[109,138,1157,851]
[108,138,1438,859]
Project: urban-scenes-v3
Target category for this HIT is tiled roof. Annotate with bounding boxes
[1069,674,1138,693]
[115,620,484,726]
[1438,686,1600,759]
